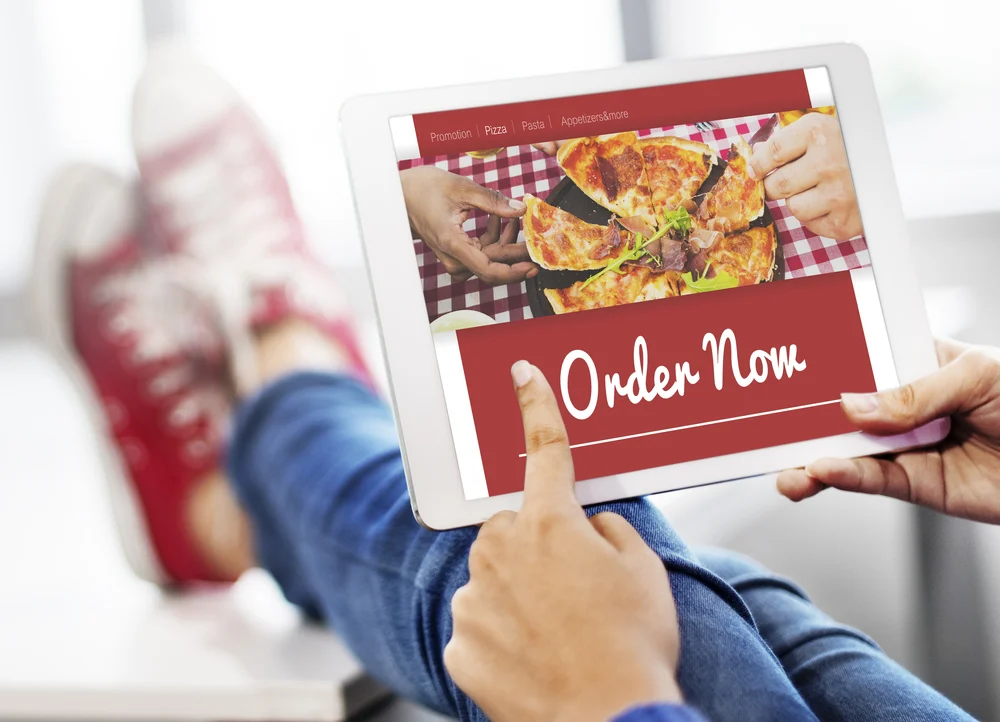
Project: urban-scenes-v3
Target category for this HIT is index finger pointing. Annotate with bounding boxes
[511,360,579,515]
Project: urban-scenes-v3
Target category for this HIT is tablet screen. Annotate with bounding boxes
[390,67,897,500]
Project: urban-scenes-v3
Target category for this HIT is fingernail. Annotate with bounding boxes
[841,392,878,415]
[511,360,533,388]
[508,198,526,211]
[747,164,758,181]
[526,267,539,278]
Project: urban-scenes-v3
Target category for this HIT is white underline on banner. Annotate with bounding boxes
[517,399,842,457]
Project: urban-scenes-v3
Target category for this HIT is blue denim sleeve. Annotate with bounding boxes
[612,704,708,722]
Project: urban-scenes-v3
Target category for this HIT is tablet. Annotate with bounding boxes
[341,43,948,530]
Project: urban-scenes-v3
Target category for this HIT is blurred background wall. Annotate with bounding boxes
[1,1,999,719]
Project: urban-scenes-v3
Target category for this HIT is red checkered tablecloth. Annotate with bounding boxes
[398,113,870,323]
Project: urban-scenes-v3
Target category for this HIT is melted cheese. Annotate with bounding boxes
[523,194,634,271]
[558,132,657,229]
[639,136,715,220]
[697,136,765,233]
[706,224,777,285]
[635,271,684,303]
[544,266,651,315]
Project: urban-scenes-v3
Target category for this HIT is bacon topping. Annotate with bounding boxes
[689,228,723,250]
[659,239,688,272]
[596,219,624,259]
[616,216,656,239]
[597,155,619,201]
[686,248,715,279]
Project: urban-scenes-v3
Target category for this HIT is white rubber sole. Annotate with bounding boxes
[29,164,168,586]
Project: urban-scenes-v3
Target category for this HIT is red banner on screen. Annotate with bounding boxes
[413,70,810,156]
[455,272,875,497]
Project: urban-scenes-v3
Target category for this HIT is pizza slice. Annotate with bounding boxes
[523,194,637,271]
[557,132,658,229]
[639,136,716,221]
[636,271,684,303]
[704,223,777,286]
[696,136,765,233]
[544,266,651,315]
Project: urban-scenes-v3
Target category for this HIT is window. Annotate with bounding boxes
[652,0,1000,219]
[181,0,624,267]
[0,0,143,293]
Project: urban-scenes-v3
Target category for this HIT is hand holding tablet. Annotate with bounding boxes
[780,338,1000,524]
[342,44,949,528]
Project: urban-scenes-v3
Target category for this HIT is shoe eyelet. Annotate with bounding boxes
[108,313,133,336]
[168,407,195,429]
[102,396,128,431]
[121,438,147,469]
[185,439,210,460]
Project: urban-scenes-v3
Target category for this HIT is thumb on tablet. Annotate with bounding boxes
[840,347,984,435]
[511,360,580,516]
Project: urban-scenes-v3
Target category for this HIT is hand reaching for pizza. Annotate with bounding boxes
[400,166,538,285]
[444,361,682,722]
[749,113,863,241]
[778,338,1000,525]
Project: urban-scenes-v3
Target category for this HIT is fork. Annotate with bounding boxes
[694,120,719,132]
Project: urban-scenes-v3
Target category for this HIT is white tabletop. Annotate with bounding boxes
[4,296,912,722]
[0,342,394,721]
[0,570,388,721]
[0,336,779,721]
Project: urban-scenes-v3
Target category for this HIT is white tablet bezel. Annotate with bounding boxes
[340,43,948,530]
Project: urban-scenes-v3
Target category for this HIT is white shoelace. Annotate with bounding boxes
[144,118,345,392]
[96,259,229,450]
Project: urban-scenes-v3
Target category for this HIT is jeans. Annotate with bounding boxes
[227,372,971,722]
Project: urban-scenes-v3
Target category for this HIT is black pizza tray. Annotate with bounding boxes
[525,157,785,318]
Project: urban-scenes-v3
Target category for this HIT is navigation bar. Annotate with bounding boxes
[410,69,811,157]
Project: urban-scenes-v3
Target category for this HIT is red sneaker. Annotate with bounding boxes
[132,42,368,392]
[30,164,234,585]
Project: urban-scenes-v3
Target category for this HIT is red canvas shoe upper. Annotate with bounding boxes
[69,221,235,584]
[132,42,370,391]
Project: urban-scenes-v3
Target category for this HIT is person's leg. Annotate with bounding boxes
[115,45,955,722]
[223,323,816,722]
[185,470,255,581]
[696,548,973,721]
